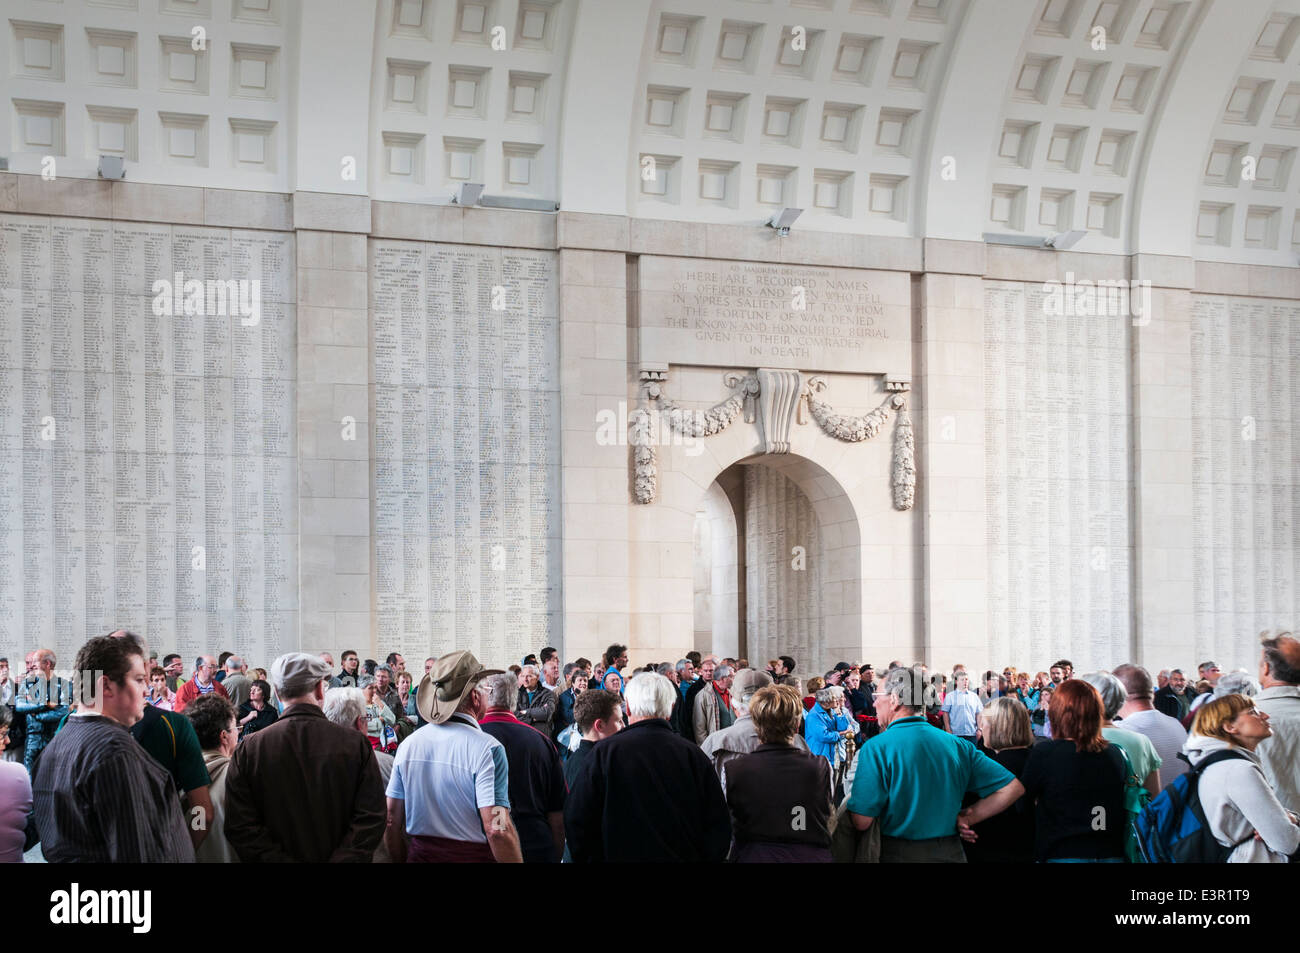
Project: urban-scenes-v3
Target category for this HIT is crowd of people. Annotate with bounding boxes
[1,630,1297,864]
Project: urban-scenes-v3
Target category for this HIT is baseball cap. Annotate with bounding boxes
[732,668,772,698]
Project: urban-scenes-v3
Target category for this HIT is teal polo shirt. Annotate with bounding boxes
[846,716,1014,840]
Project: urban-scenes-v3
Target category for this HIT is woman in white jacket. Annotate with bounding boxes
[1184,693,1300,863]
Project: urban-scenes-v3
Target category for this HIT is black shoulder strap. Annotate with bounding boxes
[1187,749,1250,774]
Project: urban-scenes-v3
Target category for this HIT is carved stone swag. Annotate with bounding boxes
[629,367,914,511]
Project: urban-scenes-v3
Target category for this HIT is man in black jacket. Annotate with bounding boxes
[678,655,717,740]
[1154,668,1194,720]
[565,673,730,862]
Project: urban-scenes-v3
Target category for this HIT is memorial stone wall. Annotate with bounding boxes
[1190,294,1300,670]
[983,279,1133,669]
[0,212,297,666]
[369,240,561,665]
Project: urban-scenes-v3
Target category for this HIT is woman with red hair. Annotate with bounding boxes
[1020,679,1127,863]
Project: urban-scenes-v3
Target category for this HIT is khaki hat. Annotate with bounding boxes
[732,668,772,698]
[417,650,503,725]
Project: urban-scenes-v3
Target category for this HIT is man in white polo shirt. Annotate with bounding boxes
[1112,663,1188,791]
[384,650,523,863]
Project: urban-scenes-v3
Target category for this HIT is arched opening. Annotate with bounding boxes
[691,453,861,675]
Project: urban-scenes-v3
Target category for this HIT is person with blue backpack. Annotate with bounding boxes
[1179,694,1300,862]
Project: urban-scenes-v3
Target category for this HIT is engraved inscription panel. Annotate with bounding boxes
[638,256,912,376]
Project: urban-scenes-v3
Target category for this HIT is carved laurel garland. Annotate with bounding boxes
[656,372,756,438]
[630,371,914,510]
[804,377,896,442]
[803,377,915,511]
[630,372,755,504]
[658,394,744,437]
[807,393,893,442]
[628,407,657,505]
[892,404,915,511]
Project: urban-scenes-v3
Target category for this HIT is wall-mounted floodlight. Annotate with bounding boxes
[1044,229,1087,250]
[766,207,803,237]
[451,182,485,206]
[479,194,559,212]
[98,155,126,180]
[982,232,1049,248]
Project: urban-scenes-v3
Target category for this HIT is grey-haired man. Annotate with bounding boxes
[847,666,1022,862]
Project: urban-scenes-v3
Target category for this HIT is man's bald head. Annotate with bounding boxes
[1261,630,1300,687]
[1111,663,1153,701]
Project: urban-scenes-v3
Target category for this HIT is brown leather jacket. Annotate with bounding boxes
[223,704,386,862]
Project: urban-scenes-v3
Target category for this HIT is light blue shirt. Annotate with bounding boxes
[941,689,983,736]
[387,713,510,843]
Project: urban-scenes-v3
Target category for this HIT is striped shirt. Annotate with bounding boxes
[32,713,195,862]
[387,713,510,843]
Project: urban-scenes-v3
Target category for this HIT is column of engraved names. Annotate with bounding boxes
[398,246,429,659]
[423,247,452,653]
[511,251,559,650]
[476,250,505,664]
[371,243,422,655]
[1191,296,1300,667]
[450,248,486,659]
[233,230,295,663]
[0,218,32,652]
[1272,302,1298,633]
[983,283,1012,665]
[3,218,54,651]
[1020,284,1051,662]
[1246,300,1272,650]
[1228,300,1257,653]
[371,242,559,664]
[115,223,174,653]
[1189,297,1217,661]
[53,221,111,643]
[981,281,1130,668]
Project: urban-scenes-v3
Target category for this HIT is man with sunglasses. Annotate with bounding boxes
[846,665,1022,862]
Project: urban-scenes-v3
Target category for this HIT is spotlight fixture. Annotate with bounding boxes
[97,155,126,180]
[982,232,1050,248]
[451,182,485,206]
[479,194,560,212]
[1044,229,1087,250]
[766,207,804,237]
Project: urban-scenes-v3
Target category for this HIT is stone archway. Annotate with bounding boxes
[627,372,921,674]
[687,451,863,677]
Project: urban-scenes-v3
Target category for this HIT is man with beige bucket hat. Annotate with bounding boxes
[384,650,524,862]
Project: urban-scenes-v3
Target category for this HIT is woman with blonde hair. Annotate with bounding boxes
[724,684,833,862]
[959,697,1035,862]
[1183,694,1300,862]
